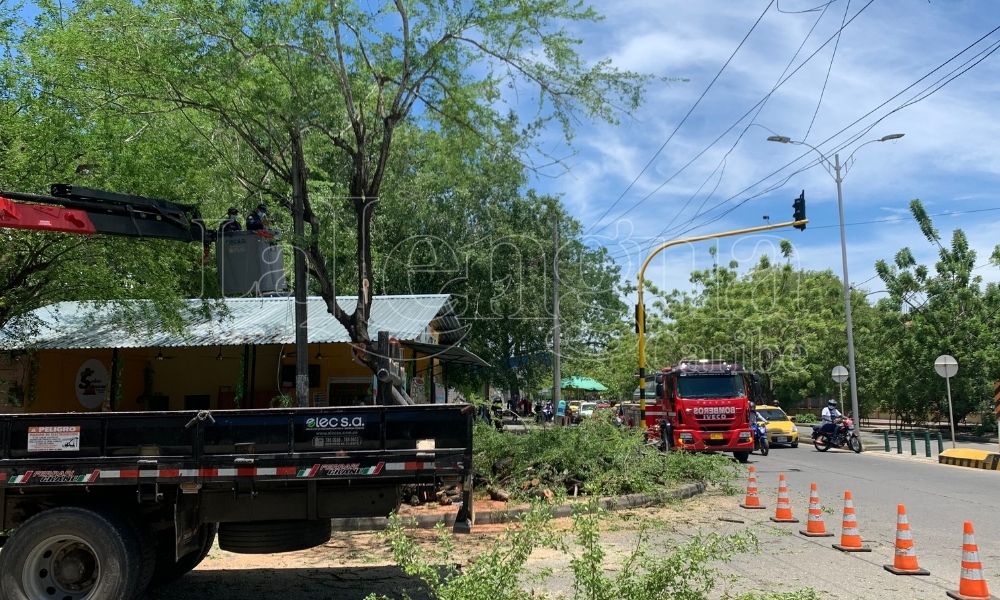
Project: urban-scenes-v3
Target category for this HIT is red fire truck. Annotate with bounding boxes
[623,359,759,463]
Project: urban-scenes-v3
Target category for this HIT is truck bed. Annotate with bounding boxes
[0,404,473,489]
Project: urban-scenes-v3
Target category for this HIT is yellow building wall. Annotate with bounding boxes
[33,349,114,413]
[24,342,447,412]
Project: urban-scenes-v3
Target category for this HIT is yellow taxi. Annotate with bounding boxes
[754,405,799,448]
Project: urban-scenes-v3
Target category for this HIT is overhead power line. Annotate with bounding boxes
[631,0,837,255]
[584,0,776,235]
[802,0,850,140]
[586,0,876,238]
[662,24,1000,241]
[606,205,1000,264]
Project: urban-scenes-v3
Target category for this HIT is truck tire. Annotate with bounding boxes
[733,451,750,463]
[218,519,332,554]
[151,523,218,587]
[121,514,157,599]
[0,506,141,600]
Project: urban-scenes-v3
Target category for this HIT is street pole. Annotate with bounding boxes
[290,128,310,408]
[945,375,956,449]
[834,153,861,427]
[552,217,562,425]
[637,218,808,430]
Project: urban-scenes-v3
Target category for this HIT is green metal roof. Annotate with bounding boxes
[1,295,465,350]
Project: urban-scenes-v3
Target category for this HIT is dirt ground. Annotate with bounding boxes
[149,493,730,600]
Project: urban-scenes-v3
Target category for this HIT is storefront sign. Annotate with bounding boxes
[75,359,109,409]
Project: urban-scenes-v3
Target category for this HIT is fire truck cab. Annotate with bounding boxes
[633,359,759,463]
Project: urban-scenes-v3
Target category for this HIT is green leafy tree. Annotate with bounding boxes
[0,8,234,334]
[648,243,875,411]
[872,200,1000,425]
[28,0,648,373]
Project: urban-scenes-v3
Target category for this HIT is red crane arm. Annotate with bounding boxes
[0,195,98,235]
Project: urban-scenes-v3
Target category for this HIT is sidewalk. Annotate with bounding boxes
[857,428,999,462]
[859,418,998,444]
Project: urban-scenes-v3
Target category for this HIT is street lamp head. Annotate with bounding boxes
[767,135,792,143]
[879,133,905,141]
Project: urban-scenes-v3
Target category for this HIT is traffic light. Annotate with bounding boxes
[634,303,647,333]
[792,190,806,230]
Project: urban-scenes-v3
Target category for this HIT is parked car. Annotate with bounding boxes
[754,404,799,448]
[568,401,581,422]
[579,402,597,420]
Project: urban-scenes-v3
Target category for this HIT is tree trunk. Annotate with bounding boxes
[348,188,378,371]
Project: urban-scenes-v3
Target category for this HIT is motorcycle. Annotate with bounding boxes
[752,419,769,456]
[811,416,862,453]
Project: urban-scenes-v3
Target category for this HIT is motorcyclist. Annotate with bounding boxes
[820,399,842,438]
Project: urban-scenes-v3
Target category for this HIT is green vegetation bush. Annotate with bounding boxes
[368,504,818,600]
[792,413,818,424]
[473,415,740,500]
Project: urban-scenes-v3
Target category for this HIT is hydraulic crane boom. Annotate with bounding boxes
[0,184,210,242]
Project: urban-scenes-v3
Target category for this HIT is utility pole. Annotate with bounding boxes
[552,217,561,424]
[833,153,860,429]
[290,128,309,408]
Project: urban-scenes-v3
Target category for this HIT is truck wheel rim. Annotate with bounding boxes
[23,534,101,600]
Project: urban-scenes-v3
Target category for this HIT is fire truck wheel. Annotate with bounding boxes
[733,451,750,463]
[150,523,218,587]
[0,506,142,600]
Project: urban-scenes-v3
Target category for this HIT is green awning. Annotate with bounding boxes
[560,376,608,392]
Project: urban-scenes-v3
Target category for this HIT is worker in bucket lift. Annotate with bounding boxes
[220,207,242,233]
[246,203,270,231]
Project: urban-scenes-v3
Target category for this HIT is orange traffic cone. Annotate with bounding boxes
[883,504,929,575]
[947,521,998,600]
[799,483,833,537]
[739,465,766,510]
[769,473,799,523]
[832,490,871,552]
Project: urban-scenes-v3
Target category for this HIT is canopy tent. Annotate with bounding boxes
[561,376,608,392]
[537,376,608,401]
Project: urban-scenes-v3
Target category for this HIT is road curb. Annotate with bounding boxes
[938,448,1000,471]
[331,482,708,531]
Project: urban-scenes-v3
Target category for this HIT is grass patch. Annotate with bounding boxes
[369,503,819,600]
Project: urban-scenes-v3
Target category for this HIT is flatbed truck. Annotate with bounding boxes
[0,405,474,599]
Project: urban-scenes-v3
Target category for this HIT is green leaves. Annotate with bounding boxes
[869,200,1000,425]
[649,253,867,407]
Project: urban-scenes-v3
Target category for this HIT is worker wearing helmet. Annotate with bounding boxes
[220,207,242,234]
[246,203,270,231]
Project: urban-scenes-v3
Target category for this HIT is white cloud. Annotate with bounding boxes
[530,0,1000,298]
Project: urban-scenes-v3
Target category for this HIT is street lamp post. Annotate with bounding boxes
[767,133,904,429]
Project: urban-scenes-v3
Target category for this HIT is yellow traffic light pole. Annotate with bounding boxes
[636,218,808,429]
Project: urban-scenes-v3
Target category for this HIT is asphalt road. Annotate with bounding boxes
[712,444,1000,598]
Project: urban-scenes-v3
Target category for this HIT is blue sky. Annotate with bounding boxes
[9,1,998,301]
[526,0,1000,298]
